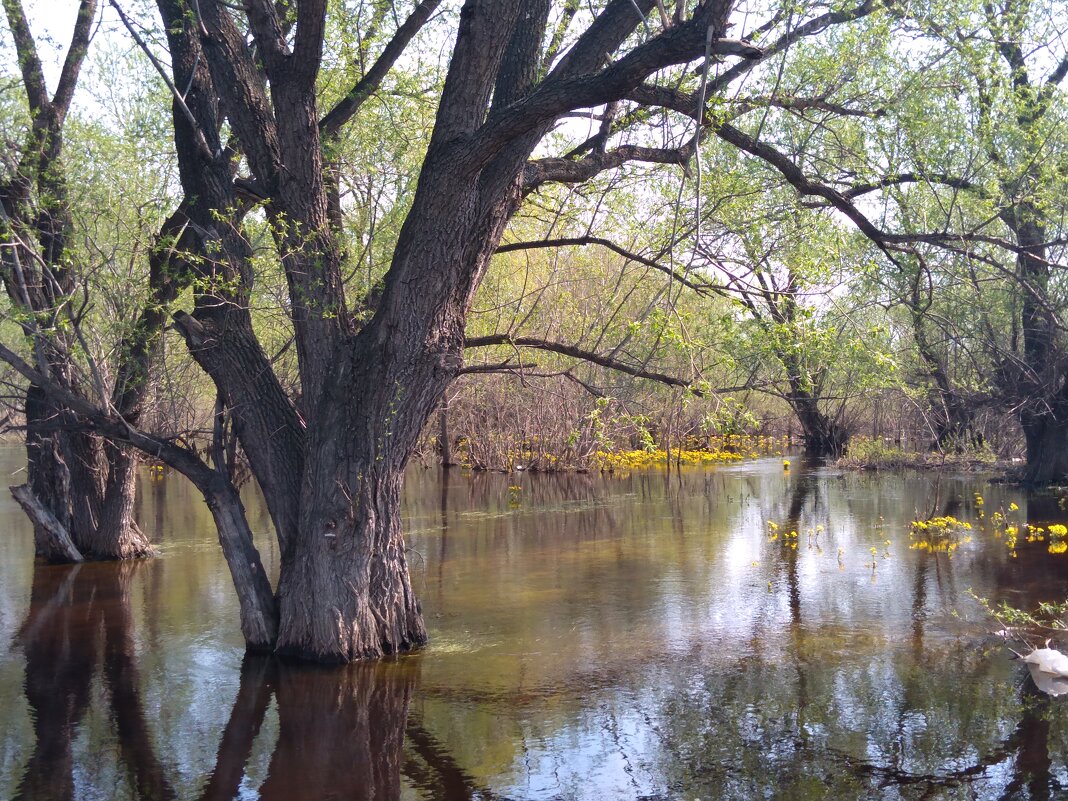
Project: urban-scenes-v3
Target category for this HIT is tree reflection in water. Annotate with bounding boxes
[13,561,495,801]
[15,562,175,801]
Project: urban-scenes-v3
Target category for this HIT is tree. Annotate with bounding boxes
[887,0,1068,482]
[0,0,895,661]
[0,0,165,561]
[693,173,894,456]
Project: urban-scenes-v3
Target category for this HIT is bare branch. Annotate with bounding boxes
[465,3,761,175]
[464,334,703,393]
[707,0,880,95]
[110,0,216,161]
[496,235,725,296]
[319,0,443,138]
[0,340,214,484]
[524,141,694,190]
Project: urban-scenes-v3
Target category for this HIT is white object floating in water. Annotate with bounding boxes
[1022,646,1068,697]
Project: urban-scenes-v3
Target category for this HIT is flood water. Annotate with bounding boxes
[1,446,1067,800]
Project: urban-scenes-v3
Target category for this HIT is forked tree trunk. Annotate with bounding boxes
[21,386,153,561]
[91,0,739,663]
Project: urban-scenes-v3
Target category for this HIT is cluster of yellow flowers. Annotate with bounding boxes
[908,515,973,555]
[766,521,828,552]
[918,496,1068,558]
[766,521,800,549]
[594,434,789,472]
[594,447,745,471]
[1049,523,1068,554]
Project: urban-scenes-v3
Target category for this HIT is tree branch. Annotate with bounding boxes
[496,235,725,296]
[464,334,703,394]
[195,0,281,183]
[463,3,761,175]
[839,171,984,199]
[0,340,214,485]
[242,0,290,73]
[1,0,49,113]
[706,0,879,95]
[52,0,99,121]
[319,0,443,139]
[523,141,694,190]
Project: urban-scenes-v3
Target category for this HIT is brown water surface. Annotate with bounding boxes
[1,447,1067,799]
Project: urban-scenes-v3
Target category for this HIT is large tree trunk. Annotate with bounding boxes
[272,129,530,659]
[21,385,153,560]
[104,0,720,662]
[85,443,153,559]
[789,393,849,457]
[1004,206,1067,485]
[276,466,425,661]
[0,0,153,564]
[1020,404,1068,485]
[276,412,428,660]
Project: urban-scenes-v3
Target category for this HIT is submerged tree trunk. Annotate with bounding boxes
[10,483,82,563]
[792,400,849,457]
[277,466,425,661]
[1020,400,1068,485]
[20,387,153,560]
[203,478,279,650]
[1006,213,1068,485]
[275,335,441,660]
